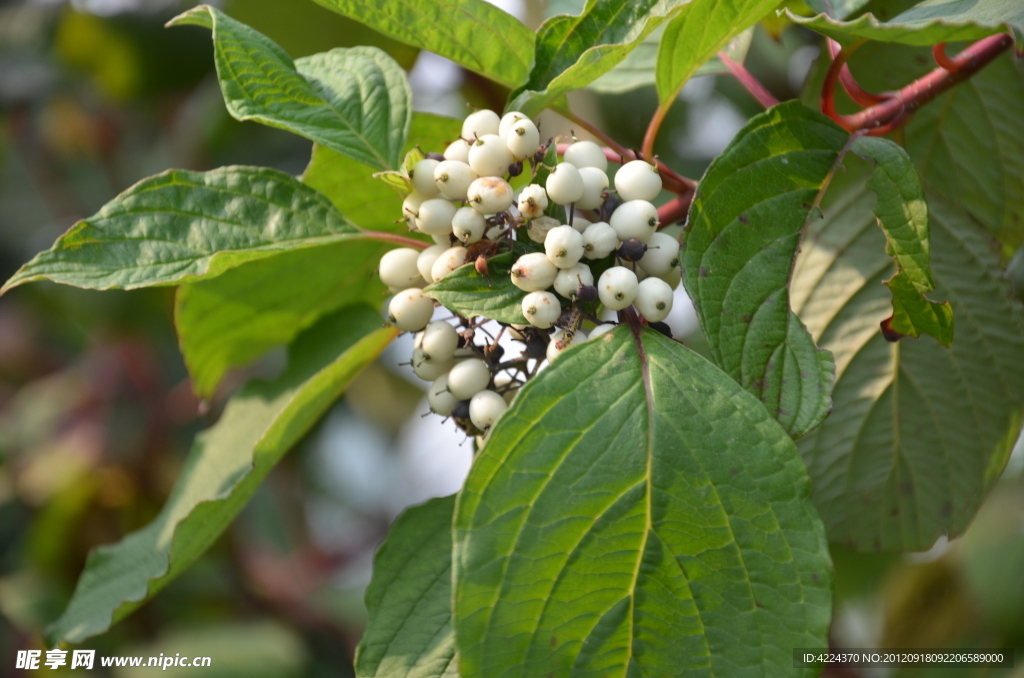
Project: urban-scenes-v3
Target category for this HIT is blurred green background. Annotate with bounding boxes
[0,0,1021,676]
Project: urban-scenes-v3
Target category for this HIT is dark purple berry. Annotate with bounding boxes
[617,238,647,262]
[425,152,445,161]
[508,160,524,177]
[648,321,672,338]
[576,284,598,302]
[452,399,471,419]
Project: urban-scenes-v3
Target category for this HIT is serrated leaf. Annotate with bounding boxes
[852,136,953,346]
[2,167,370,295]
[683,101,849,438]
[791,173,1024,551]
[788,0,1023,46]
[508,0,696,116]
[168,6,411,170]
[175,113,460,397]
[46,306,396,645]
[655,0,779,105]
[454,326,831,677]
[425,251,528,325]
[356,495,459,678]
[309,0,534,90]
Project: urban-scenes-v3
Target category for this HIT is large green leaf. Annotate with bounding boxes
[175,113,460,397]
[683,101,849,438]
[790,172,1024,551]
[356,495,459,678]
[508,0,695,116]
[46,306,396,645]
[654,0,779,105]
[2,167,370,295]
[424,251,529,325]
[310,0,534,90]
[789,0,1023,46]
[852,136,953,346]
[168,6,411,170]
[454,326,832,677]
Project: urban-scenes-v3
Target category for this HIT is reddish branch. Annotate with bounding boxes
[827,39,890,106]
[823,32,1014,135]
[362,230,431,250]
[719,52,780,109]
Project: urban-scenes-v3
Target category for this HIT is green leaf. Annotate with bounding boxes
[168,6,411,171]
[2,167,368,295]
[454,326,832,677]
[655,0,779,105]
[508,0,696,116]
[588,27,753,95]
[424,251,528,325]
[309,0,534,90]
[791,174,1024,551]
[852,136,953,346]
[175,113,460,397]
[356,495,459,678]
[802,0,873,20]
[788,0,1023,46]
[683,101,849,438]
[46,306,396,645]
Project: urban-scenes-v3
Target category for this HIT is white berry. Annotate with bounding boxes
[409,158,441,197]
[638,232,681,277]
[547,328,587,362]
[517,184,549,219]
[510,252,558,292]
[582,222,617,259]
[412,351,452,381]
[467,176,514,214]
[452,206,486,244]
[545,225,585,269]
[417,244,447,282]
[388,288,435,332]
[379,248,425,290]
[598,266,639,311]
[569,214,591,233]
[416,198,456,236]
[506,118,540,159]
[588,323,617,340]
[635,277,674,322]
[468,134,514,177]
[444,139,470,163]
[448,358,491,400]
[428,374,458,416]
[610,200,659,243]
[527,215,559,244]
[430,246,468,282]
[521,291,561,329]
[659,265,682,289]
[545,162,585,205]
[498,111,527,138]
[615,160,662,202]
[575,167,609,210]
[469,390,507,429]
[415,320,459,363]
[563,140,608,172]
[402,192,426,230]
[434,160,477,201]
[553,262,593,298]
[462,109,500,139]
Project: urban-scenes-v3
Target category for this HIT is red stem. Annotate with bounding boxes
[932,43,964,72]
[828,39,890,106]
[362,230,431,250]
[718,52,779,109]
[657,191,694,227]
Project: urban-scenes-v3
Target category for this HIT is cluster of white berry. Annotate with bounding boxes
[378,108,682,436]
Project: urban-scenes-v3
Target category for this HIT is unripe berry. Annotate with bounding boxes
[545,162,585,205]
[469,390,508,430]
[448,358,491,400]
[415,320,460,363]
[638,232,681,277]
[527,216,559,244]
[553,262,594,298]
[510,252,558,292]
[588,323,617,340]
[467,176,514,214]
[598,266,639,311]
[517,184,549,219]
[521,291,561,329]
[379,248,424,290]
[462,109,500,139]
[582,221,617,259]
[428,374,458,416]
[609,199,659,243]
[452,206,486,244]
[409,158,441,197]
[575,166,609,210]
[569,214,592,233]
[402,192,426,230]
[469,134,514,177]
[417,244,447,282]
[416,198,457,236]
[544,225,585,269]
[547,328,587,362]
[388,288,435,332]
[430,246,468,282]
[635,277,674,322]
[499,111,527,138]
[506,119,540,159]
[563,139,608,172]
[412,351,453,381]
[444,139,470,163]
[615,160,662,201]
[434,160,477,200]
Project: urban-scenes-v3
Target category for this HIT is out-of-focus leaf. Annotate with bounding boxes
[45,306,395,644]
